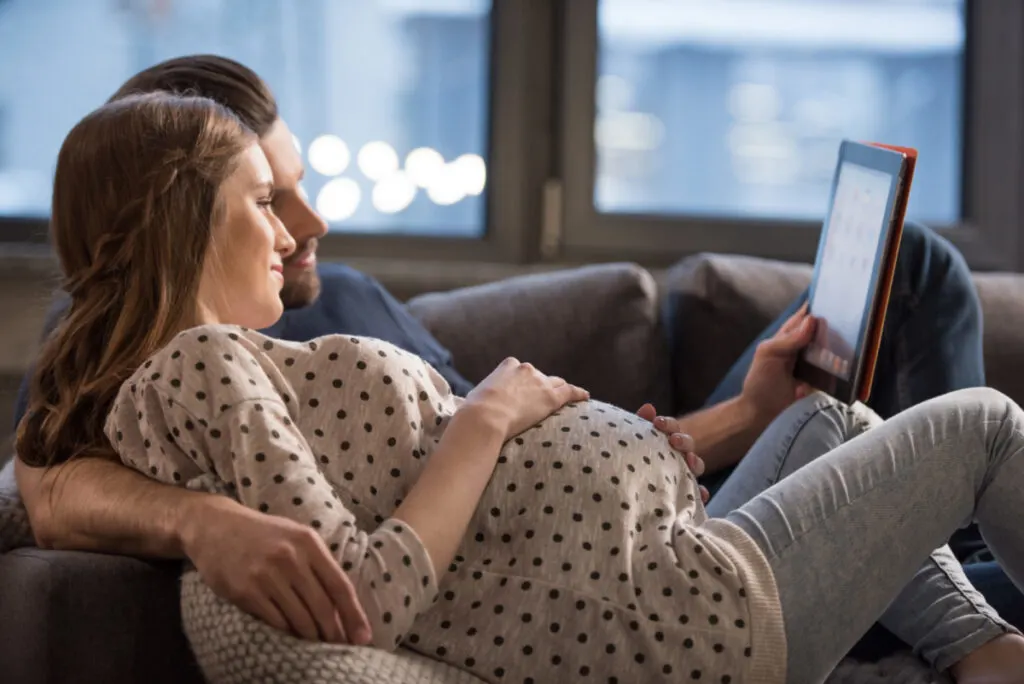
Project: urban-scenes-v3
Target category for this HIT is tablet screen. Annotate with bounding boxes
[803,162,894,380]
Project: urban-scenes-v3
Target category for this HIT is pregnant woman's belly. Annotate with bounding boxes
[400,400,726,681]
[451,399,703,578]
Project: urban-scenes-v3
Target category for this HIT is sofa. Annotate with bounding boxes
[2,252,1024,683]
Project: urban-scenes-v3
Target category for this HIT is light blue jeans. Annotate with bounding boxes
[706,389,1023,683]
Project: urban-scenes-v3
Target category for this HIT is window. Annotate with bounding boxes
[3,1,1024,270]
[594,0,965,225]
[559,0,1024,271]
[0,0,492,237]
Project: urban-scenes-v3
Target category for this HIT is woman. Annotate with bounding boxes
[17,92,1024,684]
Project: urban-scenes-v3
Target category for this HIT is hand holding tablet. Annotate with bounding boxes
[794,140,917,404]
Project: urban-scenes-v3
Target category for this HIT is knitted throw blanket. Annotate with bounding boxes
[180,572,951,684]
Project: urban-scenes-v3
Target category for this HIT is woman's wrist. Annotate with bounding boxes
[454,397,511,444]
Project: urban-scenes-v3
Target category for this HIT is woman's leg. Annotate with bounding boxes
[706,392,1011,672]
[718,388,1024,683]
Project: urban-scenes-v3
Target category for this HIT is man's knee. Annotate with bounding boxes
[780,391,880,446]
[950,386,1020,421]
[899,221,980,319]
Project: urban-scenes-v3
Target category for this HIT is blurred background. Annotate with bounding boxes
[0,0,966,234]
[0,0,1019,443]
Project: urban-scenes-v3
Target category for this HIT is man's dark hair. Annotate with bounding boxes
[108,55,278,137]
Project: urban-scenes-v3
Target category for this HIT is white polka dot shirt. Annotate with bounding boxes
[106,325,786,683]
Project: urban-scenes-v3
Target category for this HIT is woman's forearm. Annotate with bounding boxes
[393,403,506,575]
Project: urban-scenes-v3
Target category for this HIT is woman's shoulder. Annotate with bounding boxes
[123,325,283,400]
[137,324,422,383]
[120,324,440,415]
[143,324,265,366]
[240,325,423,369]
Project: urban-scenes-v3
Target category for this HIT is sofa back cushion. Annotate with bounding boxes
[661,255,810,414]
[663,253,1024,414]
[973,273,1024,406]
[407,263,672,413]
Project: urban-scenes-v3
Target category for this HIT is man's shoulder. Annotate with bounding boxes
[271,263,391,340]
[287,262,392,320]
[316,262,379,292]
[40,293,72,340]
[306,262,391,316]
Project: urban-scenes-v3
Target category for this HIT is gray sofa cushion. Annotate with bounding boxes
[408,263,672,413]
[662,253,1024,415]
[973,273,1024,406]
[0,548,202,684]
[661,254,811,414]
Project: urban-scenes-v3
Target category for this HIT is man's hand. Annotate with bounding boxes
[181,497,372,645]
[637,404,709,504]
[741,304,817,423]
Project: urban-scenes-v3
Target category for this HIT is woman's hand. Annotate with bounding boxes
[464,357,590,440]
[394,358,586,589]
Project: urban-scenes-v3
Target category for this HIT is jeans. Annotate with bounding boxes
[714,388,1024,682]
[698,221,1024,654]
[707,392,1015,679]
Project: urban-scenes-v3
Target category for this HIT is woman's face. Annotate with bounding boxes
[197,143,296,329]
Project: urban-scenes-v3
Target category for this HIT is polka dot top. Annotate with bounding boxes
[106,325,786,684]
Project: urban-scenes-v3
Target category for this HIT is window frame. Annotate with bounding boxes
[0,0,557,265]
[555,0,1024,271]
[4,1,1023,273]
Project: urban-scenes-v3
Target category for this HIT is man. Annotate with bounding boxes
[12,55,1014,651]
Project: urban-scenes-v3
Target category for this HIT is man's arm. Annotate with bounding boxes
[676,306,817,474]
[16,455,203,556]
[676,396,770,475]
[15,455,372,644]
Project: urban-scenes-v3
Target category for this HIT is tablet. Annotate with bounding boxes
[794,140,917,405]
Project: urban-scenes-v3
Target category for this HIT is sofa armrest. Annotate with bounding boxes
[974,273,1024,407]
[406,263,672,412]
[0,548,202,684]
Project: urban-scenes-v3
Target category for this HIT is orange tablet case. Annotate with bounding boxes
[855,143,917,402]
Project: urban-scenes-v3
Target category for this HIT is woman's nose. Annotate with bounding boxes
[275,218,297,257]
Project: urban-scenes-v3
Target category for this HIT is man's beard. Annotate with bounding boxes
[278,238,322,309]
[280,268,321,309]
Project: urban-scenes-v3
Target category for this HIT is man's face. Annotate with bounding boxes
[259,119,328,309]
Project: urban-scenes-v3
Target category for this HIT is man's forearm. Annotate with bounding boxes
[15,455,211,558]
[677,396,772,474]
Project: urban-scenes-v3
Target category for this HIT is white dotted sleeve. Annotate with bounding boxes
[110,328,438,650]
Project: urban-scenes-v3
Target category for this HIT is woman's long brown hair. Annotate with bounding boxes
[17,92,252,468]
